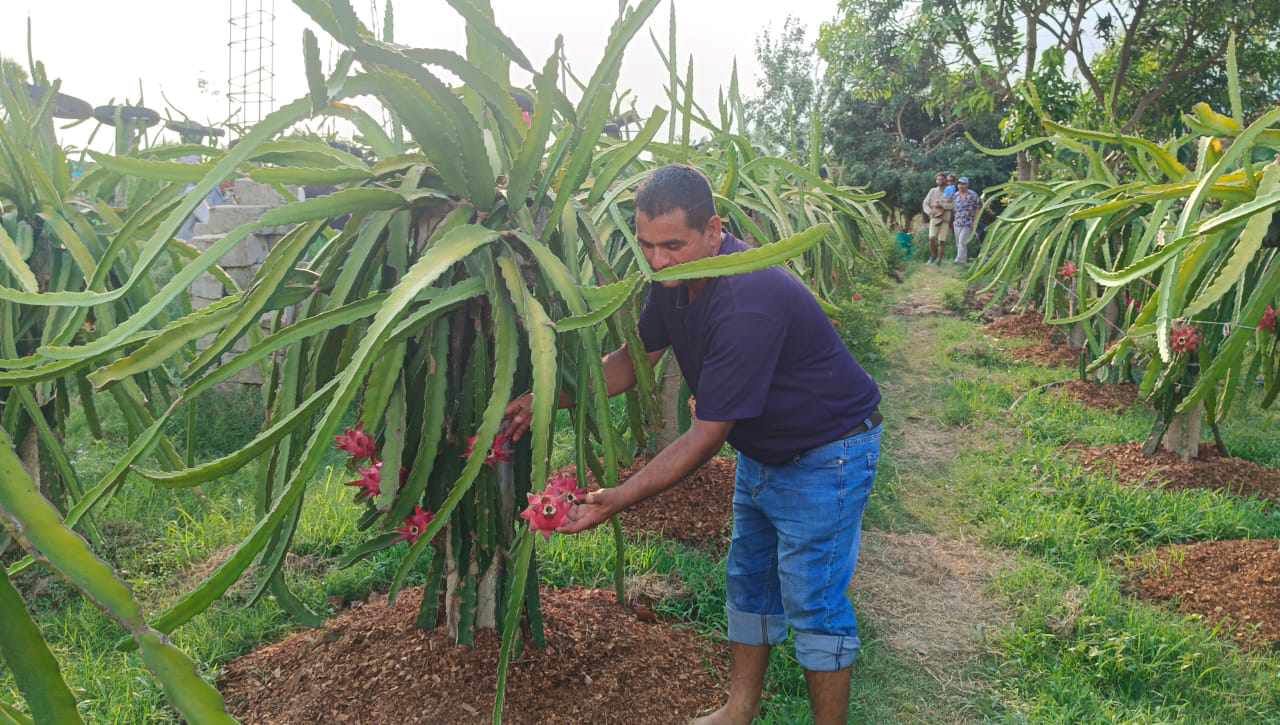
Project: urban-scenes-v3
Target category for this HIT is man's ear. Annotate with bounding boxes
[704,213,723,243]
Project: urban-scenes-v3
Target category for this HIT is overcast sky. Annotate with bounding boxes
[3,0,839,152]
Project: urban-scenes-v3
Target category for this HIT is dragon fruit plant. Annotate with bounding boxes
[0,1,856,721]
[967,35,1280,460]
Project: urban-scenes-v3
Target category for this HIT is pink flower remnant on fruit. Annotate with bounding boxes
[1262,305,1278,334]
[463,430,514,467]
[546,471,590,505]
[520,492,571,540]
[1059,261,1078,280]
[346,461,382,501]
[334,423,377,461]
[397,506,435,544]
[1170,324,1202,354]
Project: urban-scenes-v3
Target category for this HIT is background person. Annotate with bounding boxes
[922,172,953,265]
[505,164,883,725]
[951,176,980,264]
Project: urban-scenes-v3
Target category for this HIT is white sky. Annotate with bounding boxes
[2,0,839,152]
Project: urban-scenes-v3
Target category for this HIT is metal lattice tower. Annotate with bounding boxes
[227,0,276,132]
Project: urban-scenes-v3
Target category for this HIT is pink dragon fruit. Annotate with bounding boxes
[1170,324,1201,354]
[1261,305,1277,334]
[463,430,514,467]
[546,471,590,505]
[334,422,377,462]
[520,492,571,540]
[397,506,435,544]
[1059,261,1078,280]
[346,461,382,501]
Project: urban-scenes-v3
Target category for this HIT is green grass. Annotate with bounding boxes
[871,265,1280,724]
[7,265,1280,723]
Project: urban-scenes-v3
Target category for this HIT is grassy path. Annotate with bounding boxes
[847,263,1280,724]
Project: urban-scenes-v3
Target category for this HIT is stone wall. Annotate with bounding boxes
[188,179,300,385]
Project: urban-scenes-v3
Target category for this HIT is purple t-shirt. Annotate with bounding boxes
[638,233,881,465]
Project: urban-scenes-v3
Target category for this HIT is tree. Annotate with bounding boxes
[747,16,818,159]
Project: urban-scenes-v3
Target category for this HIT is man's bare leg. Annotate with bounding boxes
[691,643,770,725]
[805,668,852,725]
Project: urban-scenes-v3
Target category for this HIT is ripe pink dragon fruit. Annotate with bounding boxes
[850,292,863,302]
[463,430,514,467]
[520,492,571,540]
[346,461,382,501]
[546,471,590,505]
[1261,305,1277,334]
[334,422,377,461]
[1170,324,1201,354]
[1059,261,1078,280]
[397,506,435,544]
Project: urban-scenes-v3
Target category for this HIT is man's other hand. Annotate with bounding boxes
[503,393,534,442]
[557,487,625,535]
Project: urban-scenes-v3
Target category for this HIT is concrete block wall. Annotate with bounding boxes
[188,180,300,385]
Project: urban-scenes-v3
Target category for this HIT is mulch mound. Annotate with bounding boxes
[1057,380,1140,412]
[1073,443,1280,503]
[220,587,727,724]
[984,312,1079,367]
[1126,539,1280,650]
[570,456,737,550]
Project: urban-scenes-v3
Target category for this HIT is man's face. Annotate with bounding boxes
[636,209,723,288]
[958,182,969,194]
[935,174,946,188]
[947,175,958,186]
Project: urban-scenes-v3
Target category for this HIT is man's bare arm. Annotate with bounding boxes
[505,344,666,441]
[557,418,732,534]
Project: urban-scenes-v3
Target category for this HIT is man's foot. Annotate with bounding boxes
[690,702,757,725]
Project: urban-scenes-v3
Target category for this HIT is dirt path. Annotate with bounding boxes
[852,265,1011,721]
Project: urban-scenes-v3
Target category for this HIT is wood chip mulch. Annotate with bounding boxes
[620,457,735,550]
[567,456,737,551]
[984,312,1079,367]
[1126,539,1280,650]
[219,586,728,724]
[1072,443,1280,503]
[1057,380,1141,412]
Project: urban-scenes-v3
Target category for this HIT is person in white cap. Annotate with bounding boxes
[952,176,980,265]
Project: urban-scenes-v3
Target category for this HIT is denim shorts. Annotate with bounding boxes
[726,423,881,672]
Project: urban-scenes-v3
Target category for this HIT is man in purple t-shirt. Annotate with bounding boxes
[505,165,882,725]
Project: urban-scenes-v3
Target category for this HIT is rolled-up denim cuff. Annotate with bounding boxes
[726,605,788,646]
[794,632,860,672]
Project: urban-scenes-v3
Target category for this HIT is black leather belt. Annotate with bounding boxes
[842,410,883,438]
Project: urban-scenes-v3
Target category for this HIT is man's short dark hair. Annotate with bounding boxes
[636,164,715,230]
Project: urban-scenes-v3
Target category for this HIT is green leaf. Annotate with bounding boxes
[491,531,534,724]
[651,223,830,281]
[304,28,327,111]
[554,274,643,332]
[136,379,338,488]
[1084,232,1196,288]
[154,226,500,631]
[442,0,534,71]
[0,224,38,293]
[1184,161,1280,316]
[0,429,235,723]
[587,107,667,206]
[0,567,82,724]
[86,151,214,182]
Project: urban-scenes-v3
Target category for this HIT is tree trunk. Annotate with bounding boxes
[1161,404,1203,461]
[652,351,685,451]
